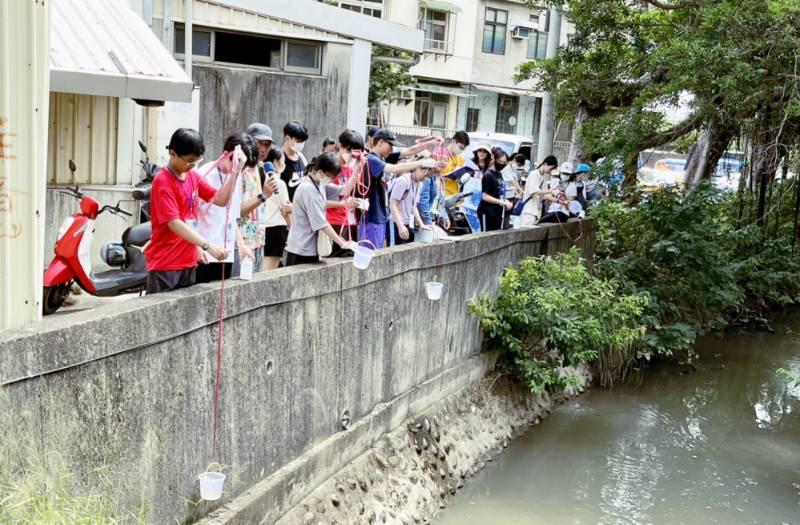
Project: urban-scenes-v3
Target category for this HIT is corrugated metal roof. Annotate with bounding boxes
[50,0,193,102]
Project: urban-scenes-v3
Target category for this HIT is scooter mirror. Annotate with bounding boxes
[69,160,76,173]
[138,140,147,154]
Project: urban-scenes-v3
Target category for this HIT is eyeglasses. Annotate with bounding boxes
[180,156,203,168]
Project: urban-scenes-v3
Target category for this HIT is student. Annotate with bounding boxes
[520,155,557,226]
[261,147,292,270]
[440,131,471,197]
[469,144,493,175]
[477,148,513,232]
[538,189,571,224]
[389,157,434,245]
[417,168,447,230]
[357,129,437,248]
[144,128,238,294]
[239,123,279,272]
[322,137,337,154]
[280,121,309,201]
[326,129,365,257]
[501,155,524,228]
[284,153,358,266]
[195,133,259,283]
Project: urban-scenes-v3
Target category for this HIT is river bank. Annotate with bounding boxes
[274,366,591,525]
[436,312,800,524]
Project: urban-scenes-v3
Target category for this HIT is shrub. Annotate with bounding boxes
[469,249,647,393]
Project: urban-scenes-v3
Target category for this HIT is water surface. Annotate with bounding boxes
[437,314,800,525]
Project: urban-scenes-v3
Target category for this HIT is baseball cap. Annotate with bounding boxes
[245,123,274,142]
[559,161,574,174]
[575,163,591,173]
[372,128,398,145]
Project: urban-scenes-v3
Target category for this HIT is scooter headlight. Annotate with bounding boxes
[56,217,75,241]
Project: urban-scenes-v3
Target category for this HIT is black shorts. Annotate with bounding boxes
[264,225,288,257]
[195,262,233,284]
[284,252,321,267]
[146,267,196,295]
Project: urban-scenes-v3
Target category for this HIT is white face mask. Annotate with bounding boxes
[341,151,352,164]
[294,141,305,153]
[561,174,570,182]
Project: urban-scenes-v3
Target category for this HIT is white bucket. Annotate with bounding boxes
[199,472,226,500]
[352,240,376,270]
[415,228,434,244]
[425,282,444,301]
[239,257,253,280]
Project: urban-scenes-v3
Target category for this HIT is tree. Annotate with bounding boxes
[517,0,800,192]
[368,46,415,126]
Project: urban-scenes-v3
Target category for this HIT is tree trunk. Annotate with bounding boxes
[683,120,736,188]
[567,104,592,162]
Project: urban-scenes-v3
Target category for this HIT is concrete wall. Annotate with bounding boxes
[1,222,595,524]
[192,41,352,158]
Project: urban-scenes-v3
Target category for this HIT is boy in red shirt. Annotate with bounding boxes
[144,128,240,294]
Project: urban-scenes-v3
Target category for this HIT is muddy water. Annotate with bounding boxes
[437,314,800,525]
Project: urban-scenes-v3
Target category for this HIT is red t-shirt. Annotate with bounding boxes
[326,165,352,226]
[144,167,217,271]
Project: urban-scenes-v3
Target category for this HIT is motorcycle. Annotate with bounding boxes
[442,191,474,236]
[42,160,151,315]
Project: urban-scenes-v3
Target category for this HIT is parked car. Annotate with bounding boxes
[639,157,686,188]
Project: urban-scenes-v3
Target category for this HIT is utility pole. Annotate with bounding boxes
[536,7,562,164]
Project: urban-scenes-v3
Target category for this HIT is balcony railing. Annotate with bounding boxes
[423,39,454,55]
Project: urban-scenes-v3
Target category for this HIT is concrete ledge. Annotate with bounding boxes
[0,221,595,523]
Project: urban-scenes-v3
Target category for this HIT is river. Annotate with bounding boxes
[437,313,800,525]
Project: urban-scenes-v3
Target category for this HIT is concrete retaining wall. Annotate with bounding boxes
[0,221,594,524]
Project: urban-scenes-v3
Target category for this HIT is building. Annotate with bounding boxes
[327,0,574,163]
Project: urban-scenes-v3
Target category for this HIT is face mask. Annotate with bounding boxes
[452,145,464,155]
[341,151,352,164]
[495,162,508,170]
[294,141,305,153]
[561,174,570,182]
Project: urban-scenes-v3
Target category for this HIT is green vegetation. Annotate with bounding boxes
[0,393,145,524]
[470,250,647,393]
[472,182,800,395]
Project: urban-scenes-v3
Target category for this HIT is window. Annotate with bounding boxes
[285,42,322,73]
[466,108,480,132]
[174,27,213,58]
[482,7,507,54]
[414,92,449,129]
[323,0,385,18]
[420,8,451,54]
[526,31,549,60]
[495,95,519,134]
[173,24,323,75]
[215,32,280,68]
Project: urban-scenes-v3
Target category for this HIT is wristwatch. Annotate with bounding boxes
[201,242,209,251]
[257,193,266,202]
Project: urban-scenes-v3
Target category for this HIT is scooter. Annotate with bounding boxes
[42,160,151,315]
[443,191,474,236]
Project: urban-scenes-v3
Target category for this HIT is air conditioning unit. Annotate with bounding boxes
[397,88,414,101]
[511,26,530,39]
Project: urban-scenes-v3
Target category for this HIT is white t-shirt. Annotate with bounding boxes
[263,178,291,228]
[501,166,519,199]
[197,165,242,263]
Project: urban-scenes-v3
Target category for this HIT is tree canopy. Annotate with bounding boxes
[518,0,800,189]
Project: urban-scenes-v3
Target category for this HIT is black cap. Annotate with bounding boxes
[245,123,273,142]
[372,128,398,145]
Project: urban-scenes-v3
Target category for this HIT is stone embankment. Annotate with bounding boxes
[275,367,590,525]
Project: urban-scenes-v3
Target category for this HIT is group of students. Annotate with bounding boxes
[141,122,594,296]
[518,158,599,226]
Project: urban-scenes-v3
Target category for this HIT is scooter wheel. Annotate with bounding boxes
[42,284,71,315]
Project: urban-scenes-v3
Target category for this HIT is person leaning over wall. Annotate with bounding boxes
[388,154,435,245]
[326,129,366,257]
[195,132,260,284]
[284,153,359,267]
[520,155,557,227]
[144,128,238,294]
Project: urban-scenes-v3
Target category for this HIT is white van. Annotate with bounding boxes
[465,132,534,169]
